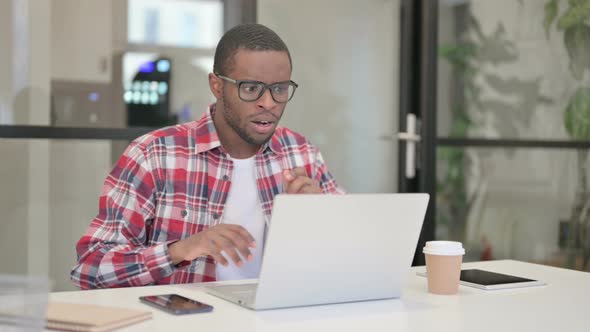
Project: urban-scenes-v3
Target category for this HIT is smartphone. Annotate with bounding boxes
[416,269,545,290]
[139,294,214,315]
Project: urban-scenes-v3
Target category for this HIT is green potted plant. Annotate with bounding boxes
[544,0,590,270]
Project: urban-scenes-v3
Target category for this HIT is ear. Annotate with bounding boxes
[208,73,223,100]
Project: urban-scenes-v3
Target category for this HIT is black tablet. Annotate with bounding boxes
[459,269,545,290]
[417,268,546,290]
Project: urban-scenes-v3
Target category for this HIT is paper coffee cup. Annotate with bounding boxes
[423,241,465,295]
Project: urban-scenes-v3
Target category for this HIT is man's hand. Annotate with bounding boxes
[283,167,322,194]
[168,224,256,266]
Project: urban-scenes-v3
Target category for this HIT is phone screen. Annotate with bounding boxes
[460,269,536,286]
[140,294,213,314]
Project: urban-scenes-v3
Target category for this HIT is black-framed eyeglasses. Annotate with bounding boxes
[215,73,298,103]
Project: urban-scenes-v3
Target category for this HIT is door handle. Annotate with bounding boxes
[397,114,421,179]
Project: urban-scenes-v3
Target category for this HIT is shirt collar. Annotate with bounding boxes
[194,104,283,157]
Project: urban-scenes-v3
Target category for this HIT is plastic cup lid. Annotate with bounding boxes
[423,241,465,256]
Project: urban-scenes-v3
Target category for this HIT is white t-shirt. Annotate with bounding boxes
[215,156,266,281]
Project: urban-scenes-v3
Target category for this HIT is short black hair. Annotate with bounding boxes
[213,23,292,76]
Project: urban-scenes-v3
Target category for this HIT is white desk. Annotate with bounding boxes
[49,260,589,331]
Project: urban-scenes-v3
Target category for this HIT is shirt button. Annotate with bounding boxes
[181,210,188,217]
[213,213,220,220]
[222,175,229,181]
[159,268,167,275]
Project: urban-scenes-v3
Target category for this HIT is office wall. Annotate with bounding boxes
[51,0,113,83]
[48,0,119,291]
[43,0,215,291]
[0,1,12,124]
[0,0,117,290]
[0,140,28,275]
[0,0,52,278]
[49,141,114,291]
[0,1,25,275]
[258,0,400,193]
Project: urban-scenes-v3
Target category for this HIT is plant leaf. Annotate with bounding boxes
[564,87,590,139]
[450,111,471,138]
[544,0,558,38]
[564,24,590,79]
[557,0,590,30]
[438,43,476,71]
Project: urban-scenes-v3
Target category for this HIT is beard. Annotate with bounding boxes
[221,88,279,146]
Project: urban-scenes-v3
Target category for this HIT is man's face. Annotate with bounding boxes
[217,49,292,146]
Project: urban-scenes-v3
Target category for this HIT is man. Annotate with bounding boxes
[70,23,343,289]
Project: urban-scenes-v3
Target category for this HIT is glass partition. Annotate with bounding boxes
[0,0,220,129]
[436,0,590,272]
[0,138,128,291]
[436,146,590,272]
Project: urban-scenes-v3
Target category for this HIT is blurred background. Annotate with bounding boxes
[1,0,590,291]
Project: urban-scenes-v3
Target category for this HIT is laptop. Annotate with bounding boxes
[203,193,429,310]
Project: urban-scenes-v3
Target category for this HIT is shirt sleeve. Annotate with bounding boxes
[70,141,175,289]
[313,150,346,194]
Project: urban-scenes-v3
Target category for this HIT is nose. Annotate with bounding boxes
[256,87,277,110]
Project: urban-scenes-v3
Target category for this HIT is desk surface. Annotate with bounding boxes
[49,260,589,332]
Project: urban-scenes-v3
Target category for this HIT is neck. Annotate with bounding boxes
[212,104,259,159]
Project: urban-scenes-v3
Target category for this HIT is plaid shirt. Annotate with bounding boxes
[71,105,343,289]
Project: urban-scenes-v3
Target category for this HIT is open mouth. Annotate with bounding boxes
[251,120,275,133]
[253,120,273,126]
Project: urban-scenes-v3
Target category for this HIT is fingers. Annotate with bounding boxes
[208,246,229,266]
[291,167,307,177]
[207,225,256,267]
[219,230,254,261]
[282,167,305,182]
[287,176,314,194]
[283,167,306,182]
[210,235,243,267]
[283,169,295,182]
[225,224,256,246]
[177,224,257,267]
[283,167,321,194]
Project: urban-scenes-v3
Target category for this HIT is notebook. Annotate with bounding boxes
[46,302,152,332]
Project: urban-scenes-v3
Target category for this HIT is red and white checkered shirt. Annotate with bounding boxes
[70,105,343,289]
